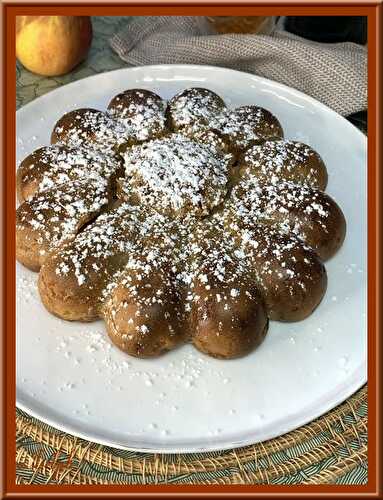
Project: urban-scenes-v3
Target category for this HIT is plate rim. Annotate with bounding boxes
[16,63,367,453]
[16,63,367,144]
[17,364,366,453]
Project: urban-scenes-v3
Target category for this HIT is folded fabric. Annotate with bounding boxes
[110,16,367,117]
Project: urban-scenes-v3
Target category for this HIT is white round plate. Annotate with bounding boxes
[16,65,367,453]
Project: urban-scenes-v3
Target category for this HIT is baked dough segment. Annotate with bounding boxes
[16,178,112,272]
[38,203,143,321]
[210,105,284,154]
[238,225,326,321]
[167,87,226,131]
[103,211,191,357]
[17,144,121,203]
[107,88,167,143]
[184,220,269,359]
[237,140,328,190]
[190,265,269,358]
[206,213,326,322]
[51,108,128,154]
[227,176,346,261]
[120,134,231,218]
[104,253,186,358]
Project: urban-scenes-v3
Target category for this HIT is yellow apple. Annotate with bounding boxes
[16,16,93,76]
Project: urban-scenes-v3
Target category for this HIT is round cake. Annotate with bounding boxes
[16,87,346,359]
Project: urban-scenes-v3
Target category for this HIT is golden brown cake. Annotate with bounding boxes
[119,133,232,218]
[107,88,167,143]
[167,87,226,131]
[16,86,346,359]
[209,105,284,154]
[237,139,328,190]
[51,108,127,154]
[16,144,120,203]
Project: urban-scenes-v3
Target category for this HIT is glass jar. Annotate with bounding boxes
[206,16,276,35]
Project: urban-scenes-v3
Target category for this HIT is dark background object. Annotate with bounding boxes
[284,16,367,44]
[284,16,367,129]
[346,110,367,134]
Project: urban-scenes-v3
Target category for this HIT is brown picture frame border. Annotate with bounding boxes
[1,2,381,497]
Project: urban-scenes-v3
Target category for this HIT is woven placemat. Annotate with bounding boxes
[15,16,368,487]
[15,385,367,485]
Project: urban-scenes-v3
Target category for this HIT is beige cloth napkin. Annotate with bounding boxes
[110,16,367,117]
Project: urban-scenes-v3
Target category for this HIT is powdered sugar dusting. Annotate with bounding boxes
[108,89,167,142]
[122,134,230,217]
[210,105,284,151]
[168,87,226,129]
[240,139,326,189]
